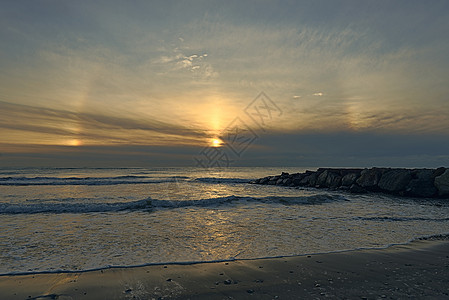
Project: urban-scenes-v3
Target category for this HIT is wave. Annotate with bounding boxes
[0,200,150,214]
[0,175,249,186]
[0,175,190,186]
[193,177,250,184]
[0,194,345,214]
[358,216,449,222]
[3,232,449,277]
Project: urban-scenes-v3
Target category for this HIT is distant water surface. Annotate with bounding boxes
[1,167,449,274]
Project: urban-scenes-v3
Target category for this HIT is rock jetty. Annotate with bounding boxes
[250,167,449,198]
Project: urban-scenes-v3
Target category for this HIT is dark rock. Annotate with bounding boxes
[291,173,305,183]
[409,169,434,181]
[435,169,449,197]
[339,169,363,177]
[325,172,342,188]
[283,178,292,186]
[406,179,437,198]
[316,170,329,187]
[252,167,449,199]
[308,172,319,187]
[299,176,310,186]
[292,177,303,186]
[259,177,269,185]
[356,168,385,191]
[406,169,437,197]
[434,167,447,178]
[350,184,366,194]
[378,169,412,193]
[341,173,359,187]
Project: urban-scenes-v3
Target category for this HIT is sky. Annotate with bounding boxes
[1,0,449,168]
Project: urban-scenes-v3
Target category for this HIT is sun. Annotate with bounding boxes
[67,139,82,146]
[211,138,223,147]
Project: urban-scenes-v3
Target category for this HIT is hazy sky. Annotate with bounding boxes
[1,0,449,167]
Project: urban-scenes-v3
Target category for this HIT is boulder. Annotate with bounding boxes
[316,170,329,187]
[339,169,363,177]
[378,169,412,193]
[341,173,359,187]
[349,184,366,194]
[406,179,437,198]
[410,169,434,180]
[283,178,292,186]
[267,180,277,185]
[291,177,302,186]
[308,172,319,187]
[405,169,437,198]
[299,175,310,186]
[325,172,342,188]
[434,169,449,197]
[356,168,385,190]
[434,167,447,178]
[259,177,269,185]
[276,178,284,185]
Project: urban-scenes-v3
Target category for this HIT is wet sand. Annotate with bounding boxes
[1,238,449,299]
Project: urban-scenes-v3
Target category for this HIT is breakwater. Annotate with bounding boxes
[250,167,449,198]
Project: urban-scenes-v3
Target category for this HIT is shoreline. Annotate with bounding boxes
[2,233,448,278]
[1,238,449,299]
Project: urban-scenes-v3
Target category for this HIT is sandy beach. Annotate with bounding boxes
[1,237,448,299]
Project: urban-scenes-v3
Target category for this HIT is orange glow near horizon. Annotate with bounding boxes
[211,138,223,147]
[67,139,82,146]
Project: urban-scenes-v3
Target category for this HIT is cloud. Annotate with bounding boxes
[0,101,209,146]
[1,1,449,168]
[177,59,193,68]
[152,38,217,80]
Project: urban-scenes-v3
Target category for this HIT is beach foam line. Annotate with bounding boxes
[1,233,448,277]
[356,216,449,222]
[0,175,190,186]
[0,194,346,214]
[3,238,449,299]
[192,177,251,184]
[0,175,252,186]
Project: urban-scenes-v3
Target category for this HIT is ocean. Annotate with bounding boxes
[1,167,449,275]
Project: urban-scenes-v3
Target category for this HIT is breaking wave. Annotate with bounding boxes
[0,175,190,186]
[0,194,345,214]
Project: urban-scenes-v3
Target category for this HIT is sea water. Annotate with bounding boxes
[1,167,449,275]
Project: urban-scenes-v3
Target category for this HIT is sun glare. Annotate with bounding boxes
[67,139,82,146]
[211,138,223,147]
